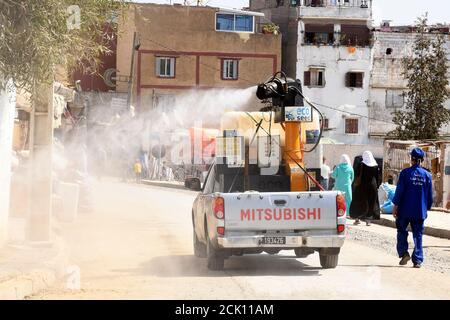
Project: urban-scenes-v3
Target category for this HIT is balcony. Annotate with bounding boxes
[299,0,371,21]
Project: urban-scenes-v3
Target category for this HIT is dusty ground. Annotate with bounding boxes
[29,180,450,299]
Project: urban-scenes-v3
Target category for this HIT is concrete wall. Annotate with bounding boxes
[250,0,299,77]
[304,142,383,175]
[297,43,374,145]
[369,31,450,138]
[117,4,282,111]
[0,80,16,247]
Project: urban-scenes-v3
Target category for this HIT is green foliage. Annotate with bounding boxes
[389,15,450,140]
[262,23,280,35]
[0,0,125,91]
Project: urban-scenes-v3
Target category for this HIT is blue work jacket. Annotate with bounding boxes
[392,164,433,220]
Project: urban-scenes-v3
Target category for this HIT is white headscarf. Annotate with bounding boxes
[362,150,377,167]
[340,154,351,166]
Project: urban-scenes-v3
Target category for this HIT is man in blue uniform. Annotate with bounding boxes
[392,147,433,268]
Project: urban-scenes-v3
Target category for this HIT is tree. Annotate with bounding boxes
[0,0,125,92]
[389,15,450,140]
[0,0,125,243]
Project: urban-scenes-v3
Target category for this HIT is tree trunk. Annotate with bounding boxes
[0,79,16,247]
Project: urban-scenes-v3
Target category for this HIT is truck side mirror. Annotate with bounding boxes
[185,177,202,191]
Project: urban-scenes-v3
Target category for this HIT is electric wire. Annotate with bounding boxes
[143,37,399,126]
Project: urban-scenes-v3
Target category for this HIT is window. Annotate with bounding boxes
[322,118,329,130]
[340,24,371,47]
[346,72,364,88]
[304,0,325,6]
[304,68,325,87]
[155,57,175,78]
[304,24,334,45]
[216,13,254,33]
[386,90,404,108]
[345,118,359,134]
[222,59,239,80]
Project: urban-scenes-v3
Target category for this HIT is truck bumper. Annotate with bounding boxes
[217,234,345,249]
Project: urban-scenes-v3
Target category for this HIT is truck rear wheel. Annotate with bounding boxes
[193,231,207,258]
[319,254,339,269]
[206,235,224,271]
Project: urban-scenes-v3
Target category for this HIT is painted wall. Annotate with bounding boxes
[0,79,16,246]
[116,4,282,110]
[297,43,374,145]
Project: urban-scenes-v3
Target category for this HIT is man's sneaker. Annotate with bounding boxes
[353,219,361,225]
[413,263,422,268]
[399,252,411,265]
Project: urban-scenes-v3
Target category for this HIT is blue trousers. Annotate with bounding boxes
[396,217,425,264]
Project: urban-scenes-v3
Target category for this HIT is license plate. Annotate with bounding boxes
[263,236,286,245]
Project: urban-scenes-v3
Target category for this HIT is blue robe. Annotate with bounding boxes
[331,163,354,214]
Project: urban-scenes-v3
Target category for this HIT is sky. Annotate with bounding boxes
[133,0,449,25]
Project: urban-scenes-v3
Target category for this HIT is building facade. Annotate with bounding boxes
[249,0,300,78]
[296,0,374,145]
[116,3,282,112]
[369,25,450,141]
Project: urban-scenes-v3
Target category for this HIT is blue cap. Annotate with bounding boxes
[410,147,425,160]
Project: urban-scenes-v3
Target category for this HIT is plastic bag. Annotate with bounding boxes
[380,183,397,214]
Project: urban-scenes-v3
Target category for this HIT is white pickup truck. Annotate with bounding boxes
[190,163,347,271]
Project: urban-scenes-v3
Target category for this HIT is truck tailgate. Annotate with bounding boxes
[223,191,338,231]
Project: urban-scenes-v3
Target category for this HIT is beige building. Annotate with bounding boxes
[116,3,282,112]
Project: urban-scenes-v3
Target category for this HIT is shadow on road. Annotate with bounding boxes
[423,246,450,249]
[339,264,402,268]
[111,254,322,278]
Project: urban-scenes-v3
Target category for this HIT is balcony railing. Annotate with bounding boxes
[302,0,370,8]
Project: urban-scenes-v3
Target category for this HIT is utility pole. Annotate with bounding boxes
[126,32,140,111]
[26,83,54,243]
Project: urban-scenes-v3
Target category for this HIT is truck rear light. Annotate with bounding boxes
[337,224,345,233]
[213,197,225,219]
[336,194,346,217]
[217,227,225,235]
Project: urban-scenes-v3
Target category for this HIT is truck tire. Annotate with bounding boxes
[206,234,224,271]
[319,254,339,269]
[193,231,207,258]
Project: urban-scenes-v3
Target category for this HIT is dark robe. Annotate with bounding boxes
[350,163,381,220]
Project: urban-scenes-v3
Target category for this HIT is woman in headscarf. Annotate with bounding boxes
[331,154,354,217]
[350,151,381,226]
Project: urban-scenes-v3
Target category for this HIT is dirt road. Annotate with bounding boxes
[30,180,450,299]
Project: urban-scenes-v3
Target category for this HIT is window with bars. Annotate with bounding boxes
[345,118,359,134]
[345,72,364,88]
[222,59,239,80]
[155,57,175,78]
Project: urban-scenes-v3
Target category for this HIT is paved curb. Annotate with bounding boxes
[0,236,69,300]
[141,180,187,191]
[372,218,450,240]
[0,269,57,300]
